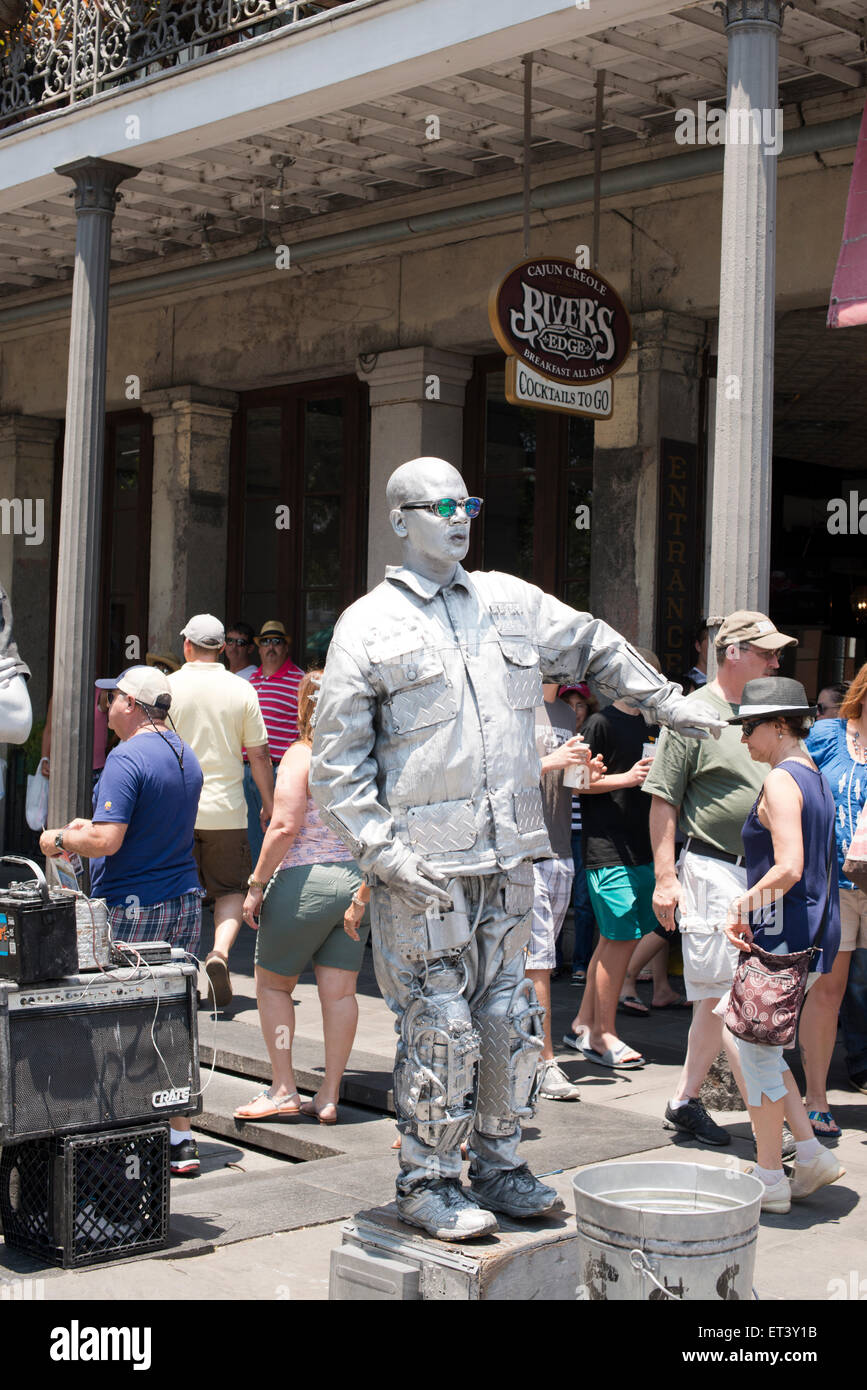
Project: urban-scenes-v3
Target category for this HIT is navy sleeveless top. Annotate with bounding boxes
[741,759,840,974]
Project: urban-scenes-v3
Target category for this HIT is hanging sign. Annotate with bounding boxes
[489,257,632,418]
[505,358,613,419]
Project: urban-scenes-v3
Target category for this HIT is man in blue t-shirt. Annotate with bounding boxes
[40,665,204,1176]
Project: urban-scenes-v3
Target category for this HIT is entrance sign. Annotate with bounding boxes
[654,439,703,678]
[505,358,613,419]
[489,258,632,385]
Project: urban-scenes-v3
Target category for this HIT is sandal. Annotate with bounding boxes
[234,1090,302,1121]
[300,1099,338,1126]
[618,995,649,1017]
[204,951,232,1008]
[808,1110,842,1140]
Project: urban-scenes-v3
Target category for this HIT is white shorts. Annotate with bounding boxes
[678,849,746,1002]
[526,857,574,970]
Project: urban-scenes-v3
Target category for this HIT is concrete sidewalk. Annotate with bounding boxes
[3,930,863,1301]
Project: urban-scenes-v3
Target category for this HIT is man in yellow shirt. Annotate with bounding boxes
[169,614,273,1005]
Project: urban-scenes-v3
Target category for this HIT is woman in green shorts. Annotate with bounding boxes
[236,670,369,1125]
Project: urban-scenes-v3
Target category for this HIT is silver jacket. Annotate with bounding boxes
[310,564,686,883]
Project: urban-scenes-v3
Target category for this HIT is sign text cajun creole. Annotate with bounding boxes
[489,257,633,387]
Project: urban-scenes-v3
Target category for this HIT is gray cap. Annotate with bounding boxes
[728,677,813,724]
[180,614,225,648]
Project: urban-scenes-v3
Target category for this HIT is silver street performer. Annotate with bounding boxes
[310,456,725,1241]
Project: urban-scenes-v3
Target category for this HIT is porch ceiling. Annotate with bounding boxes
[0,0,863,296]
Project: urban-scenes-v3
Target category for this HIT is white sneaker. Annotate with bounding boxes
[757,1173,791,1214]
[538,1060,581,1102]
[790,1149,846,1200]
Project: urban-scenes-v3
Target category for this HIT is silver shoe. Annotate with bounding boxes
[469,1163,564,1219]
[396,1178,498,1241]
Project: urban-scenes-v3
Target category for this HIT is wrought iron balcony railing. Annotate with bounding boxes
[0,0,360,130]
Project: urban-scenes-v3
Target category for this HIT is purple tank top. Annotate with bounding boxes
[279,794,353,869]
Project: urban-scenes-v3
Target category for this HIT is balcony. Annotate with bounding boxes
[0,0,362,132]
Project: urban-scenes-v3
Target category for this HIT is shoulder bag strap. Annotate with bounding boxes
[809,821,836,959]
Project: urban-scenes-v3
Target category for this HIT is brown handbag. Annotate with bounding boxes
[725,832,834,1049]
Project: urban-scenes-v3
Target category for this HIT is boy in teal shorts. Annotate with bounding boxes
[564,655,660,1069]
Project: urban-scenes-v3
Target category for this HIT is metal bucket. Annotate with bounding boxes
[572,1161,763,1301]
[74,895,112,971]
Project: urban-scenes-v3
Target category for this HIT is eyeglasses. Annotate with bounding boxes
[745,644,785,661]
[400,497,483,519]
[225,637,251,647]
[259,636,286,647]
[741,718,774,737]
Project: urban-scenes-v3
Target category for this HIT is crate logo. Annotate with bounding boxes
[151,1086,190,1108]
[50,1321,151,1370]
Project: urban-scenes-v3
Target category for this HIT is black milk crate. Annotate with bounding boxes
[0,1123,170,1267]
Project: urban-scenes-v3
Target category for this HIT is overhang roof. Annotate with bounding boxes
[0,0,863,296]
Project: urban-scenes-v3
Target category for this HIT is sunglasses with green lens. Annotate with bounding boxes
[401,497,483,519]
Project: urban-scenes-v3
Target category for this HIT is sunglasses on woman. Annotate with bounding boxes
[741,717,775,737]
[400,497,483,519]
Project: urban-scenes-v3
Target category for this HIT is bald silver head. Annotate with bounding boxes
[387,456,472,585]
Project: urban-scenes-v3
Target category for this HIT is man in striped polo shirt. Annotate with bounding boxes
[246,621,305,858]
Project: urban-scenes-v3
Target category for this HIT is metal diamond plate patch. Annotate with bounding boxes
[389,677,456,733]
[407,799,477,854]
[513,788,545,835]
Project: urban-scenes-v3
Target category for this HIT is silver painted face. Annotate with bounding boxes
[397,463,471,568]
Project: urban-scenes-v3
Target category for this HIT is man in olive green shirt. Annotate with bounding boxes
[642,611,796,1146]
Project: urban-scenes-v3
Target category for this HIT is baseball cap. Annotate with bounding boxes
[94,666,172,710]
[558,683,591,700]
[180,614,225,648]
[715,611,797,651]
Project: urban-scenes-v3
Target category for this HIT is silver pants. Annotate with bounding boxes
[369,870,543,1193]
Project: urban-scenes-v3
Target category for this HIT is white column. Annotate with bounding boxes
[49,158,135,826]
[141,385,239,654]
[708,0,784,616]
[357,347,473,582]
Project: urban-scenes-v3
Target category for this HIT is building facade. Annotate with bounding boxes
[0,0,865,829]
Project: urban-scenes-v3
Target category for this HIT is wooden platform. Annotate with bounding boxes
[333,1202,579,1300]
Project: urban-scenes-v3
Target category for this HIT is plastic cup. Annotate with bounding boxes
[563,743,591,789]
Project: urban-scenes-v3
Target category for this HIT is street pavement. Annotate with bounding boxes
[2,920,864,1302]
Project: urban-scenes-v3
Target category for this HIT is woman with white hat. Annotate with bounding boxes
[724,678,845,1214]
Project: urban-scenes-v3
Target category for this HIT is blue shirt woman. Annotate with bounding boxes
[805,717,867,895]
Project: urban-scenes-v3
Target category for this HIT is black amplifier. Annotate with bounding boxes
[0,856,77,984]
[0,954,201,1142]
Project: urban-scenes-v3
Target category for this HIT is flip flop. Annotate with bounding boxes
[651,997,693,1010]
[234,1090,302,1121]
[578,1040,645,1070]
[618,995,649,1017]
[808,1110,842,1140]
[562,1025,590,1051]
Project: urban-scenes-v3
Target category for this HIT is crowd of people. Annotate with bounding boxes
[36,603,867,1214]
